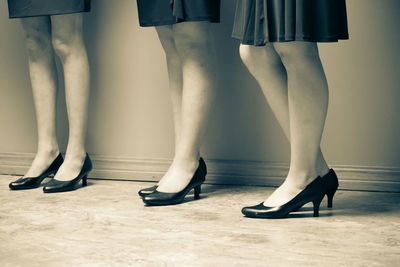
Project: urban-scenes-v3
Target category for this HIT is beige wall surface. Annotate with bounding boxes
[0,0,399,168]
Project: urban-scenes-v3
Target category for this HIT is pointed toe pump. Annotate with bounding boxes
[9,153,64,190]
[138,156,206,198]
[142,158,207,206]
[241,176,325,219]
[43,154,93,193]
[138,185,158,198]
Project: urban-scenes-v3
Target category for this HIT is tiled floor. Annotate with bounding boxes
[1,175,399,266]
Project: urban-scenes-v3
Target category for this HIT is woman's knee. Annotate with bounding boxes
[239,44,280,69]
[173,22,211,56]
[21,18,52,58]
[239,44,258,65]
[273,42,320,69]
[51,32,83,59]
[156,26,178,55]
[51,15,84,59]
[25,31,52,56]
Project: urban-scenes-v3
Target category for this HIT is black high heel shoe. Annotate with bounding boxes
[142,158,207,206]
[43,154,92,193]
[241,176,325,219]
[9,153,64,190]
[138,156,206,198]
[138,185,158,198]
[292,169,339,212]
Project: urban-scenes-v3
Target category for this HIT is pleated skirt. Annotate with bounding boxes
[137,0,221,27]
[232,0,349,45]
[8,0,91,18]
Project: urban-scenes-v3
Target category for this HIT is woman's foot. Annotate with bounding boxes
[264,170,321,207]
[53,151,87,181]
[242,176,325,218]
[43,154,92,193]
[24,148,60,178]
[156,157,201,193]
[9,153,63,190]
[142,158,207,206]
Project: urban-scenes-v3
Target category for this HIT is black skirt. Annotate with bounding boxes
[232,0,349,45]
[137,0,221,27]
[8,0,91,18]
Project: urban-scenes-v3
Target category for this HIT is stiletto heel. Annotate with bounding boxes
[326,186,337,208]
[313,201,320,217]
[82,176,88,187]
[194,185,201,199]
[312,194,324,217]
[142,158,207,206]
[325,169,339,208]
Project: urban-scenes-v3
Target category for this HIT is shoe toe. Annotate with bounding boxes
[9,182,18,189]
[241,205,259,216]
[241,206,251,216]
[9,179,28,190]
[241,203,273,218]
[42,181,60,192]
[138,185,158,197]
[43,184,59,192]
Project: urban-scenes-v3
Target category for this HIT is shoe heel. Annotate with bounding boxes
[312,195,324,217]
[326,186,338,208]
[82,176,88,187]
[194,185,201,199]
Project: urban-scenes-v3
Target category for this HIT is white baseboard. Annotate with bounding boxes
[1,152,399,192]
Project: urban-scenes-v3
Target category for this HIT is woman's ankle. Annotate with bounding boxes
[36,146,60,158]
[63,149,87,163]
[285,168,319,188]
[316,150,330,176]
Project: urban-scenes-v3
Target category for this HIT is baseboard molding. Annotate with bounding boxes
[1,152,399,192]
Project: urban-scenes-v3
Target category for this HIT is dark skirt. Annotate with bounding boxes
[8,0,91,18]
[232,0,349,45]
[137,0,221,27]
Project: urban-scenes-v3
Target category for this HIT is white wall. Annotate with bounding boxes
[0,0,399,173]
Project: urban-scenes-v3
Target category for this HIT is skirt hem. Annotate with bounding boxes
[232,34,349,46]
[9,9,90,19]
[232,0,349,47]
[139,16,220,27]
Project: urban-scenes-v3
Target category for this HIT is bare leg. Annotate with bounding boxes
[20,17,60,178]
[239,44,290,136]
[155,25,183,150]
[50,14,90,181]
[264,42,329,206]
[156,22,217,192]
[239,44,330,177]
[239,43,330,206]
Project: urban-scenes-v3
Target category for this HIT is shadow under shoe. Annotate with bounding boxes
[142,158,207,206]
[9,153,64,190]
[43,153,93,193]
[242,176,325,219]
